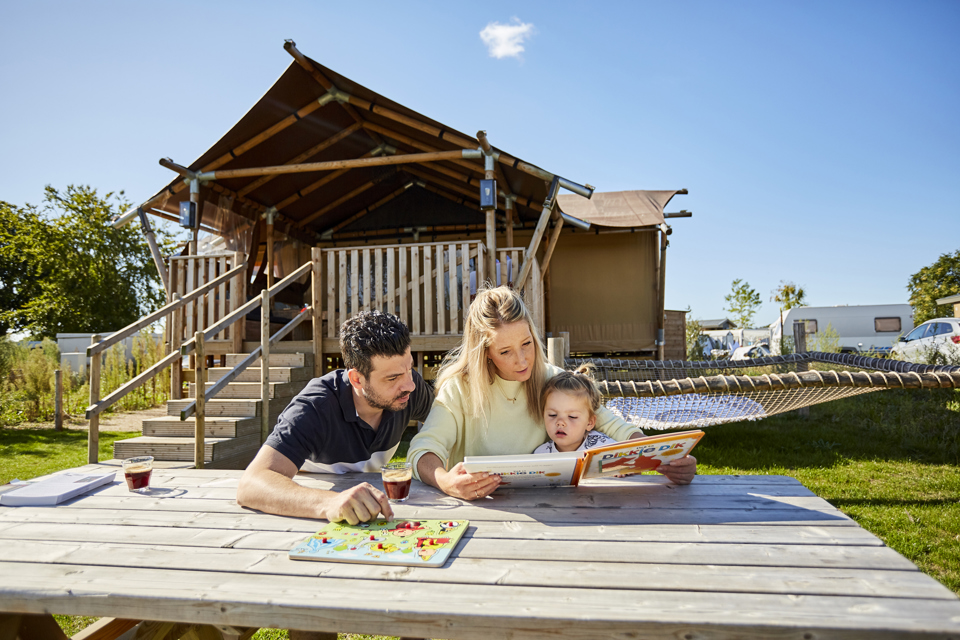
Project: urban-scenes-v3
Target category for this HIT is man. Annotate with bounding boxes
[237,311,433,525]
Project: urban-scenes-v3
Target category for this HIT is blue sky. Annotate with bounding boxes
[2,1,957,325]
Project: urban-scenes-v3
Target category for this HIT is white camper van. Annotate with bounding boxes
[770,304,913,354]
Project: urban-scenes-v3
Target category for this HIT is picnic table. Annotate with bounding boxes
[0,465,958,639]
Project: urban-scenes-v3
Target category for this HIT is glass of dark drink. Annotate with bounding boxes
[122,456,154,493]
[381,461,412,503]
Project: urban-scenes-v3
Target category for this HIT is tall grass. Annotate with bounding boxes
[0,332,170,426]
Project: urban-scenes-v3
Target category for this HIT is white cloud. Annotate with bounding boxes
[480,19,535,59]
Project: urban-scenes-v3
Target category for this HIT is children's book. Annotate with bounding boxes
[0,471,117,506]
[461,451,583,488]
[289,519,469,567]
[462,430,704,487]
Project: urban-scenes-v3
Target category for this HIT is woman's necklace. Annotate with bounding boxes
[499,379,520,403]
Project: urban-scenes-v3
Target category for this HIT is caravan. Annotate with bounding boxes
[770,304,913,354]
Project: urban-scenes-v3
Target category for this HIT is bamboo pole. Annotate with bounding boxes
[261,288,271,443]
[87,335,101,464]
[265,210,275,290]
[198,149,482,181]
[540,212,565,279]
[312,248,323,379]
[170,294,183,400]
[275,145,385,212]
[361,122,483,175]
[323,186,407,236]
[239,123,362,197]
[194,331,205,469]
[54,370,63,432]
[137,208,169,296]
[505,198,515,248]
[478,131,498,287]
[232,251,246,354]
[516,177,560,289]
[299,179,380,227]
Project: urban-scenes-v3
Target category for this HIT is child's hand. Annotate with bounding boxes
[656,455,697,485]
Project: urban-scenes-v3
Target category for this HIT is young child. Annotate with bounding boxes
[533,365,619,454]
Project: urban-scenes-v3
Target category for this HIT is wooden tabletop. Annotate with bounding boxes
[0,466,958,639]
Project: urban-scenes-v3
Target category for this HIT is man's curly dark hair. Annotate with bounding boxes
[339,311,411,378]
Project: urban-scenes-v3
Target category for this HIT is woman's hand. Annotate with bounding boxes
[657,455,697,485]
[437,463,501,500]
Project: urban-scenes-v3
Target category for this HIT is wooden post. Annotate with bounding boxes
[547,338,565,368]
[793,321,809,417]
[505,198,515,249]
[516,177,560,289]
[232,251,245,354]
[657,227,668,361]
[265,210,276,290]
[311,247,323,379]
[261,288,271,443]
[54,369,63,432]
[194,331,205,469]
[87,335,101,464]
[558,331,570,359]
[540,213,565,277]
[170,293,183,400]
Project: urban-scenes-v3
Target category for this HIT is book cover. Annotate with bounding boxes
[0,471,117,506]
[462,451,583,488]
[289,519,469,567]
[579,430,705,480]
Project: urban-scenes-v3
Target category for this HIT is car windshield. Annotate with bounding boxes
[904,325,927,341]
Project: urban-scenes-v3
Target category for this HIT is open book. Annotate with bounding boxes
[463,430,704,488]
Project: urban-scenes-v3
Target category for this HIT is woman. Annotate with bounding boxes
[409,286,696,500]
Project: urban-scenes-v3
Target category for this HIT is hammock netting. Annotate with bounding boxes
[566,353,960,431]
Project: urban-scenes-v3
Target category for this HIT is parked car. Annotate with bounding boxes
[729,344,771,361]
[891,318,960,364]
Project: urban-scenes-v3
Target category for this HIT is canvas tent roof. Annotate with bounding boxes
[139,43,592,245]
[556,190,681,228]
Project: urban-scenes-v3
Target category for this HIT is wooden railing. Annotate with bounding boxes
[320,242,543,338]
[83,256,249,464]
[167,252,247,354]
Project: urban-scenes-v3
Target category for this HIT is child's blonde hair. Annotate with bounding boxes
[540,363,603,417]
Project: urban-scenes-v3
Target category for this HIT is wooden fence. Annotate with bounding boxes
[321,242,542,339]
[167,251,247,354]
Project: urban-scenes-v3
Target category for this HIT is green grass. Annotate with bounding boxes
[2,388,956,637]
[0,427,138,484]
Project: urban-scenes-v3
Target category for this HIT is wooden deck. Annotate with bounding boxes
[0,468,957,639]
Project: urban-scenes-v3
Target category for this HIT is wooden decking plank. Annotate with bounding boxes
[1,562,958,639]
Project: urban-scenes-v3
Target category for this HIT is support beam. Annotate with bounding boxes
[324,185,408,236]
[137,207,169,295]
[505,197,515,248]
[540,212,565,278]
[238,122,362,197]
[264,208,276,289]
[275,144,390,212]
[363,122,483,175]
[197,149,482,181]
[478,131,497,284]
[657,226,668,360]
[299,179,381,227]
[516,176,560,289]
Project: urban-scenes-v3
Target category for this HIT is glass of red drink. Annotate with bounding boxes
[122,456,154,493]
[381,461,412,503]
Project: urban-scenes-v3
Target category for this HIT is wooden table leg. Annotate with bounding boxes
[0,613,70,640]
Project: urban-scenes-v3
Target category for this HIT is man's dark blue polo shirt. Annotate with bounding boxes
[264,369,433,473]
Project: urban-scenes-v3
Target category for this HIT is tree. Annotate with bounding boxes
[771,281,807,311]
[0,186,172,339]
[907,250,960,325]
[724,279,761,329]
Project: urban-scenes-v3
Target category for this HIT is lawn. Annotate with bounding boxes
[3,386,958,639]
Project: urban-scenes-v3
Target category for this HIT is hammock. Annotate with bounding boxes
[567,353,960,431]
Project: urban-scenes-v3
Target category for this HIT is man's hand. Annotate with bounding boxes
[437,462,501,500]
[320,482,394,524]
[657,455,697,485]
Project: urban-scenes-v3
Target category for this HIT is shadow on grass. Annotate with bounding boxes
[694,388,959,472]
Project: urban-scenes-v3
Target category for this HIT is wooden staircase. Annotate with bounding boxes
[114,352,314,469]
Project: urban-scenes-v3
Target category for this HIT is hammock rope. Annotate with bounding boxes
[567,353,960,431]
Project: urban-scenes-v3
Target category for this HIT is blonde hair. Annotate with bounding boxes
[540,364,603,418]
[433,285,547,422]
